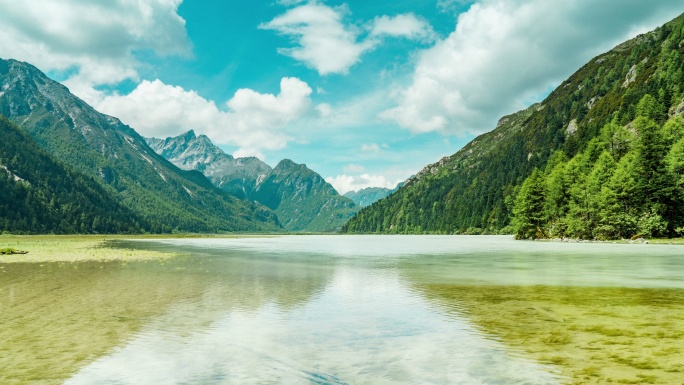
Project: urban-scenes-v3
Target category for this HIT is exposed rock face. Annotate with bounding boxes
[669,98,684,118]
[566,119,578,136]
[622,57,648,88]
[146,131,271,199]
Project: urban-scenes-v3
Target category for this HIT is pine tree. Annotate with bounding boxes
[633,116,680,235]
[512,168,547,239]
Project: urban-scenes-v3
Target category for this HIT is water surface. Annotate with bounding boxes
[3,235,683,384]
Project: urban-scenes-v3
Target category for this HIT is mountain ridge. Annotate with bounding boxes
[343,184,403,208]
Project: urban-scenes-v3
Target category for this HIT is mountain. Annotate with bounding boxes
[146,130,271,200]
[147,131,359,232]
[0,59,280,233]
[0,115,145,234]
[252,159,358,232]
[344,184,403,207]
[343,13,684,235]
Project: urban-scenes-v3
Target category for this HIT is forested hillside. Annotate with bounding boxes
[0,116,145,234]
[513,95,684,240]
[251,160,359,232]
[344,13,684,235]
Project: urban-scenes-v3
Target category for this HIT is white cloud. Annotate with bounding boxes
[0,0,190,94]
[326,174,401,195]
[316,103,333,118]
[382,0,684,135]
[369,14,435,42]
[261,2,434,75]
[261,2,372,75]
[96,77,313,159]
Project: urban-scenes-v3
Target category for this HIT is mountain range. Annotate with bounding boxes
[147,131,358,232]
[0,58,279,233]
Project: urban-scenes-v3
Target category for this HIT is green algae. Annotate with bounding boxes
[415,285,684,385]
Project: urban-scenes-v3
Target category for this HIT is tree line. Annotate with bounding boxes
[512,95,684,240]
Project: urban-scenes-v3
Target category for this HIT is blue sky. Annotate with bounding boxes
[0,1,682,193]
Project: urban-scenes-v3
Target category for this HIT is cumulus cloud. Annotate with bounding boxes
[96,77,313,159]
[0,0,190,95]
[382,0,684,135]
[260,3,371,75]
[261,2,434,75]
[326,174,401,195]
[369,14,435,42]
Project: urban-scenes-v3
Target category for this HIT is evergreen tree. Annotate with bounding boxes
[564,154,593,239]
[512,169,546,239]
[544,152,570,237]
[600,119,634,159]
[632,115,681,234]
[586,151,617,239]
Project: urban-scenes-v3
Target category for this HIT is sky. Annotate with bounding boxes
[0,1,682,194]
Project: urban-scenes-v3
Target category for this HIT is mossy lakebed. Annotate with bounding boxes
[0,236,191,384]
[417,285,684,385]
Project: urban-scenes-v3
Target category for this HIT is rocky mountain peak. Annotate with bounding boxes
[146,131,272,200]
[182,129,196,139]
[274,159,304,172]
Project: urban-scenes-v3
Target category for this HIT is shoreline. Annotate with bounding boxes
[2,233,682,264]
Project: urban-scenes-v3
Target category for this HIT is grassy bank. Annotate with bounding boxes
[418,285,684,385]
[0,235,192,263]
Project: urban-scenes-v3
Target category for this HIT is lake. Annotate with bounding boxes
[2,235,683,384]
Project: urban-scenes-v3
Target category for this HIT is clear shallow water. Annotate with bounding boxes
[14,235,684,384]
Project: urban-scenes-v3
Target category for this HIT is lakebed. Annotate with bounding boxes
[1,235,683,384]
